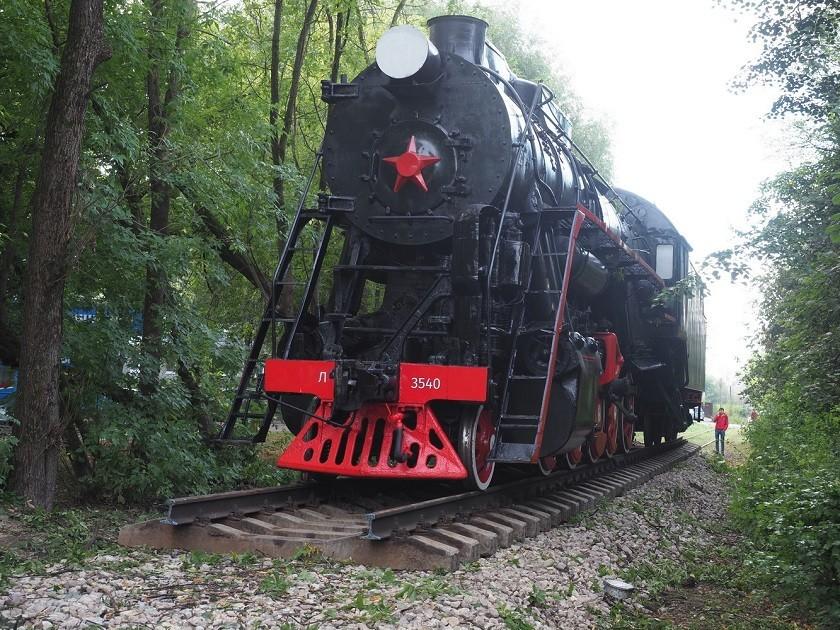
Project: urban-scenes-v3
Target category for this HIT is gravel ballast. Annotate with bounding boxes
[1,453,728,629]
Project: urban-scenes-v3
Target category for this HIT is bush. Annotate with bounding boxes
[73,393,296,504]
[0,429,16,489]
[731,406,840,624]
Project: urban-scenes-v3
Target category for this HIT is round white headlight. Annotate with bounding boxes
[375,25,436,80]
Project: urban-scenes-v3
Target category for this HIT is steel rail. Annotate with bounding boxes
[163,482,329,526]
[162,439,687,530]
[363,438,687,540]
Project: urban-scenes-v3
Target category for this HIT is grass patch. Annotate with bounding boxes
[498,604,535,630]
[682,422,749,465]
[0,496,153,587]
[259,570,291,597]
[343,591,395,624]
[396,575,459,601]
[605,534,807,629]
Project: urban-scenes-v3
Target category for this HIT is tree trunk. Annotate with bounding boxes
[390,0,408,27]
[192,202,271,298]
[141,0,188,393]
[11,0,109,509]
[270,0,318,318]
[355,3,370,65]
[274,0,319,215]
[269,0,285,252]
[319,6,349,191]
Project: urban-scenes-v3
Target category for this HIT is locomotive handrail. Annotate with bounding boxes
[269,147,324,359]
[541,116,646,232]
[484,81,546,366]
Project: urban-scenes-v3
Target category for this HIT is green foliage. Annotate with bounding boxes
[527,584,548,608]
[497,604,535,630]
[344,591,395,624]
[730,407,840,622]
[259,571,291,598]
[396,575,458,600]
[0,499,143,587]
[0,422,17,489]
[722,147,840,623]
[724,0,840,118]
[73,393,296,503]
[650,274,707,307]
[1,0,613,506]
[710,3,840,624]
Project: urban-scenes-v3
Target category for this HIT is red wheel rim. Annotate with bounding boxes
[605,404,619,456]
[538,455,557,476]
[587,400,607,462]
[474,408,495,485]
[621,396,636,453]
[564,447,583,469]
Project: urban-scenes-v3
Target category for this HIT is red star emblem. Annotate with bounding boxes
[382,136,440,192]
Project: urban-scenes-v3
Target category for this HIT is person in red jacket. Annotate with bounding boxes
[714,407,729,455]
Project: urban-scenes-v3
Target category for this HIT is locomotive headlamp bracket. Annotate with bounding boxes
[318,193,355,214]
[321,79,359,103]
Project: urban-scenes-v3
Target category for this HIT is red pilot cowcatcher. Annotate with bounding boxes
[264,359,487,479]
[383,135,440,192]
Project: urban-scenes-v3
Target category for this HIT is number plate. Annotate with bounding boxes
[398,363,487,404]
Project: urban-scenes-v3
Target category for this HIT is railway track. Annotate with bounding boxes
[119,439,699,570]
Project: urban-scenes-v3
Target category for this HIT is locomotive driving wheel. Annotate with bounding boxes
[458,406,496,490]
[564,447,583,469]
[619,396,636,453]
[604,403,619,457]
[585,400,608,463]
[537,454,558,476]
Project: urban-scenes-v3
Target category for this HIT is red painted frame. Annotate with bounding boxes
[594,332,624,386]
[264,359,487,479]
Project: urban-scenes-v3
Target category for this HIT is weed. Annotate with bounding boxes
[397,575,459,601]
[259,571,290,597]
[230,551,258,566]
[497,604,535,630]
[355,567,397,590]
[345,592,394,623]
[0,550,44,588]
[291,543,323,563]
[182,550,223,570]
[527,584,547,608]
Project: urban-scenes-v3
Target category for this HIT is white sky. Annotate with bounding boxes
[483,0,790,384]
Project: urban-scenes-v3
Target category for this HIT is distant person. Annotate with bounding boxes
[714,407,729,455]
[750,409,758,423]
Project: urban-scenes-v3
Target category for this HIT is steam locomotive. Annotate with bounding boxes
[217,16,706,489]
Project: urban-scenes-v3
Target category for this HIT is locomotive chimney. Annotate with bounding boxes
[427,15,488,66]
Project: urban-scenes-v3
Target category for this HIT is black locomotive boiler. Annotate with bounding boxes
[217,16,706,489]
